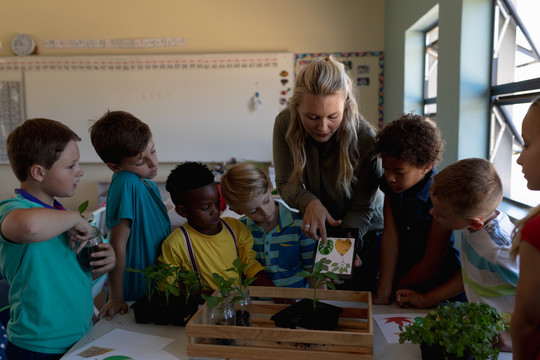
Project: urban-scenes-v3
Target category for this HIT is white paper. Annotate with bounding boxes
[61,328,176,360]
[373,313,426,344]
[314,237,356,276]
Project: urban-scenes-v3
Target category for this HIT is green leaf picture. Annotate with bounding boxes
[318,239,334,255]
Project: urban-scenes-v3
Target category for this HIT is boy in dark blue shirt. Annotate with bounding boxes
[372,114,463,308]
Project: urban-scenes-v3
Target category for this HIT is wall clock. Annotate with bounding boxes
[11,34,36,56]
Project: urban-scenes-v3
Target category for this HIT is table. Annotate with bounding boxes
[64,303,513,359]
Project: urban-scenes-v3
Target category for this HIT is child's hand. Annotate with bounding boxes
[495,329,513,352]
[372,292,391,305]
[354,254,362,267]
[99,299,129,321]
[91,242,116,277]
[67,217,94,252]
[395,289,429,308]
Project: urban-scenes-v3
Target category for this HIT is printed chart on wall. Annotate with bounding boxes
[0,71,25,163]
[0,53,294,163]
[295,52,384,130]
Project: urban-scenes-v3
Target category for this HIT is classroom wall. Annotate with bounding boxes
[384,0,492,169]
[0,0,385,212]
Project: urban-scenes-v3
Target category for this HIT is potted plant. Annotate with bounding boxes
[271,259,343,330]
[202,257,256,327]
[129,264,204,326]
[398,301,508,360]
[225,257,256,326]
[200,272,238,346]
[201,272,236,326]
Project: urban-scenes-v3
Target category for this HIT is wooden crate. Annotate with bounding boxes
[185,286,373,360]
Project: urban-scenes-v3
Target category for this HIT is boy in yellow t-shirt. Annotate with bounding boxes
[158,162,274,290]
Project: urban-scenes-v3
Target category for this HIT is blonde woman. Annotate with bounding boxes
[272,56,383,290]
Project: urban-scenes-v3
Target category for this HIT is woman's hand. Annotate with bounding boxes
[302,199,341,244]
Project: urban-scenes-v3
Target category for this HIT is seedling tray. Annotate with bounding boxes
[186,286,373,359]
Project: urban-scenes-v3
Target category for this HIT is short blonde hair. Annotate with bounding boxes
[220,163,271,209]
[431,158,503,219]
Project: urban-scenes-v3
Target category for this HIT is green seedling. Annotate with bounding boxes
[296,259,340,309]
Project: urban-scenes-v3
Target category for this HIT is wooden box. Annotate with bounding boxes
[185,286,373,360]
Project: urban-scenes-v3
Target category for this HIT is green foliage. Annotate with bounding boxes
[296,259,339,309]
[77,200,89,216]
[77,200,94,223]
[201,273,236,310]
[226,257,256,305]
[398,302,509,360]
[177,268,201,305]
[127,264,203,305]
[202,257,256,310]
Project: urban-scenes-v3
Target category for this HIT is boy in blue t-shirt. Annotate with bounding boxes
[0,118,115,359]
[90,111,172,320]
[220,163,316,288]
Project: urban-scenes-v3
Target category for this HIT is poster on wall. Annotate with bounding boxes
[295,52,384,130]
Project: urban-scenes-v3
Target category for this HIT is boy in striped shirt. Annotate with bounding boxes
[220,163,316,288]
[429,158,517,352]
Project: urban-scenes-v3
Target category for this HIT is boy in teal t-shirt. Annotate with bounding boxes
[90,110,171,320]
[0,118,115,359]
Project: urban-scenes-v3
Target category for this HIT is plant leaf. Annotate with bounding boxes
[78,200,89,216]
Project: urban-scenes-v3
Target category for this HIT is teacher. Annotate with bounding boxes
[272,56,384,290]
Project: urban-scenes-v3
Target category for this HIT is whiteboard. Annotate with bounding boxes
[1,53,294,162]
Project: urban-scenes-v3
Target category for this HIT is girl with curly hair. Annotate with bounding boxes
[372,114,464,307]
[272,56,384,291]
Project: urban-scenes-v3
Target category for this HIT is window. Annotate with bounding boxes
[490,0,540,207]
[424,25,439,121]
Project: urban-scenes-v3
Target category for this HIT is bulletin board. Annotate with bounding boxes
[0,53,294,163]
[296,52,384,129]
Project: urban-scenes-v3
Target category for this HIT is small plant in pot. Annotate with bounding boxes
[202,257,256,327]
[129,264,204,326]
[271,259,343,330]
[201,273,236,326]
[201,272,238,346]
[398,301,508,360]
[225,257,256,326]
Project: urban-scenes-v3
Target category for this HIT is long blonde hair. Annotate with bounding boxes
[285,56,367,198]
[511,98,540,259]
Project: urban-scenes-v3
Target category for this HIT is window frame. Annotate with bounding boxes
[490,0,540,209]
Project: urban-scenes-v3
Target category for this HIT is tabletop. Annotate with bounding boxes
[63,302,512,359]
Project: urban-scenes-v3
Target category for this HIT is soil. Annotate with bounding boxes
[270,298,343,330]
[236,309,251,327]
[420,343,474,360]
[131,292,202,326]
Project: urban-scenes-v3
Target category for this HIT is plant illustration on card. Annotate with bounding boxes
[313,233,356,278]
[318,239,333,254]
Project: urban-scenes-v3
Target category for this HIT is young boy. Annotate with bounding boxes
[428,158,517,351]
[0,118,115,359]
[158,162,274,290]
[90,110,171,319]
[372,113,464,307]
[220,163,316,288]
